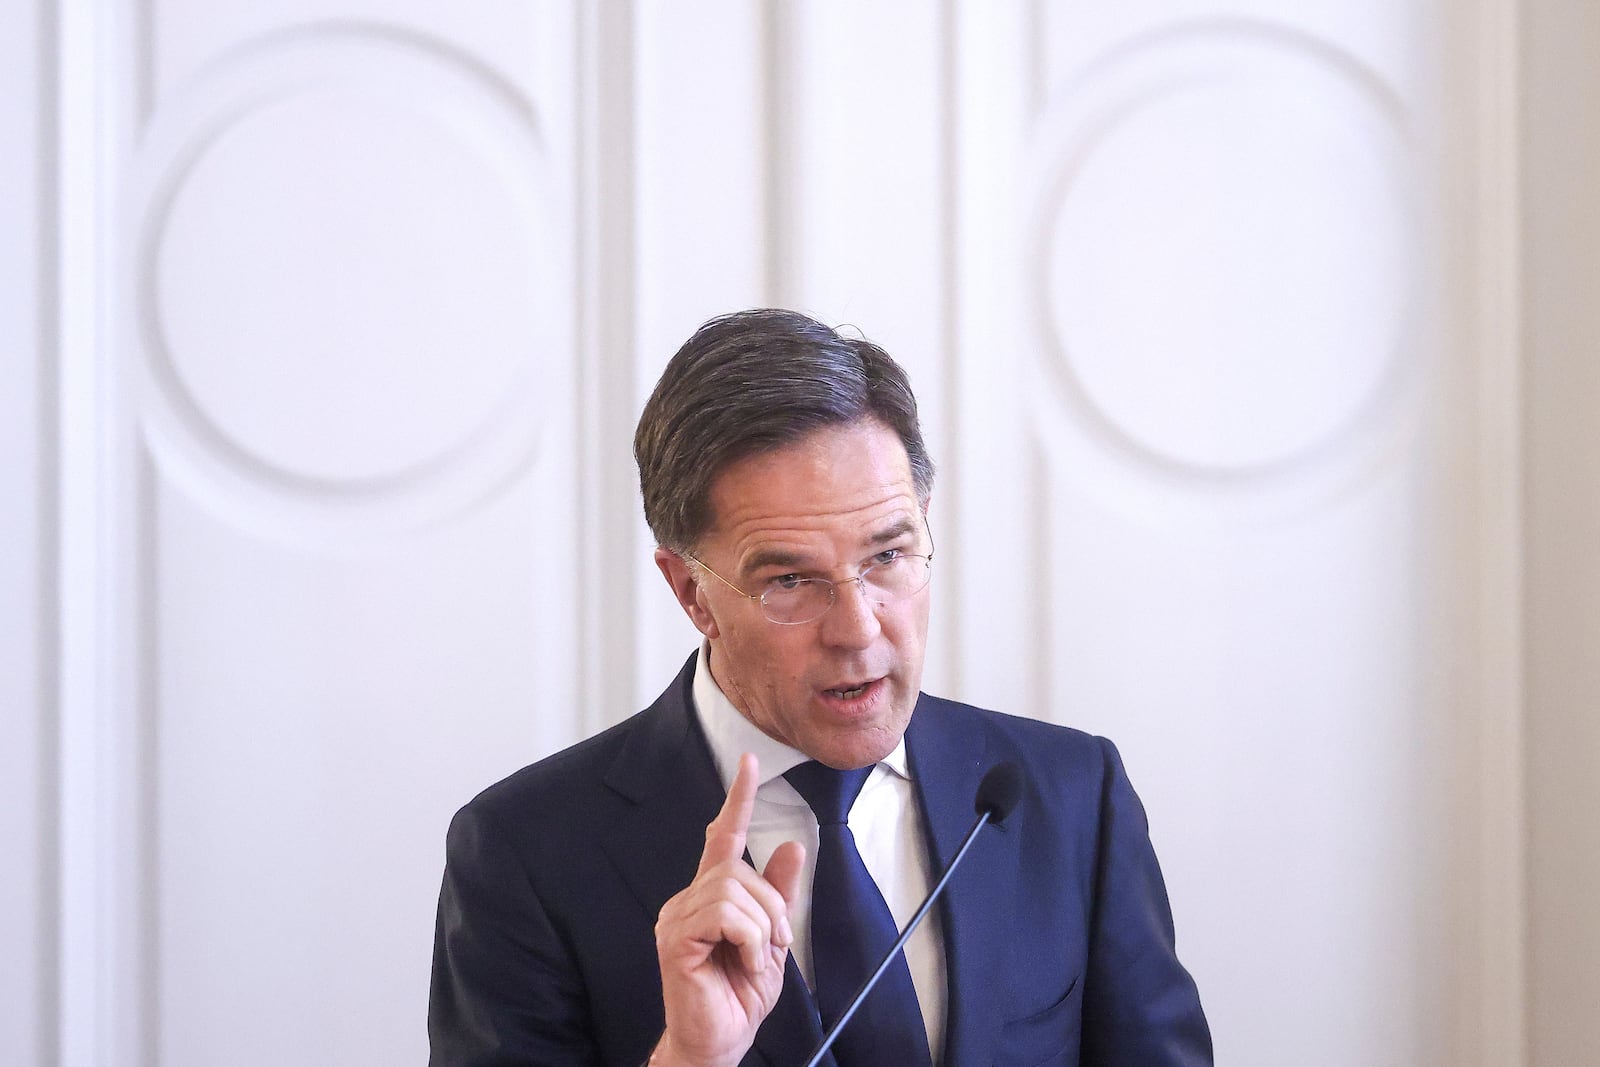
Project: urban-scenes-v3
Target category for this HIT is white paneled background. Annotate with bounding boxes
[6,2,1598,1065]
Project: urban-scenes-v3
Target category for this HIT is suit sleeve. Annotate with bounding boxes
[428,802,601,1067]
[1080,737,1213,1065]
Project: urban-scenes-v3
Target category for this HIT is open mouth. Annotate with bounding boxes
[824,678,879,702]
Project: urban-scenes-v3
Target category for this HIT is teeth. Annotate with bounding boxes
[832,684,868,699]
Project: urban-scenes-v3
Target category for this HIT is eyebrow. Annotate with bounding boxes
[739,516,922,576]
[867,516,920,546]
[741,548,808,574]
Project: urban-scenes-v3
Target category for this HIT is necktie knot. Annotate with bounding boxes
[784,761,873,825]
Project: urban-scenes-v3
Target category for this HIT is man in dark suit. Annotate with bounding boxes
[429,309,1211,1066]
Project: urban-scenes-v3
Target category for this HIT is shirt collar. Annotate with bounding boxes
[691,641,911,793]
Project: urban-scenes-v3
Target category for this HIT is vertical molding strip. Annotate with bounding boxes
[35,1,63,1064]
[133,454,160,1067]
[56,0,109,1059]
[58,0,151,1062]
[934,0,963,695]
[1026,436,1054,722]
[1470,0,1527,1062]
[759,0,796,308]
[132,0,152,135]
[575,0,642,737]
[1024,0,1046,118]
[128,14,159,1062]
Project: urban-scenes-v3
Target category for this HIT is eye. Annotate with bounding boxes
[768,573,807,592]
[872,548,905,567]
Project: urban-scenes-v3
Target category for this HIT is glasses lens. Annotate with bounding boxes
[759,556,932,624]
[865,555,932,599]
[761,580,834,625]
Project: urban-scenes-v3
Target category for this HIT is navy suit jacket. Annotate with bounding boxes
[429,656,1211,1065]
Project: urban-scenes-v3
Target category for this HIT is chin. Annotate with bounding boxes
[812,727,903,771]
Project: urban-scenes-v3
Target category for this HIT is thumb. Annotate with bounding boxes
[762,840,806,910]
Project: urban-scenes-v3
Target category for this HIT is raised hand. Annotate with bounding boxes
[650,753,806,1067]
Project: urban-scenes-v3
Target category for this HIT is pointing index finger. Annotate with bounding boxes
[698,752,759,875]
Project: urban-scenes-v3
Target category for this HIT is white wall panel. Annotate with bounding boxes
[152,483,556,1062]
[949,4,1465,1063]
[61,3,582,1064]
[1,4,54,1064]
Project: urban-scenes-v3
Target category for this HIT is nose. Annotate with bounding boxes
[820,576,881,649]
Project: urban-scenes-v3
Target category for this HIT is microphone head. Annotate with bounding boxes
[974,762,1024,824]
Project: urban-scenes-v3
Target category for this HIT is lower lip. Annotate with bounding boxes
[819,677,885,714]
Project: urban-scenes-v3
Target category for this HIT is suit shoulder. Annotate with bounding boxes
[917,691,1110,750]
[454,709,647,825]
[914,692,1125,788]
[458,652,702,821]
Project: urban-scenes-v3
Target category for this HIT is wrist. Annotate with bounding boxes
[645,1032,697,1067]
[647,1030,737,1067]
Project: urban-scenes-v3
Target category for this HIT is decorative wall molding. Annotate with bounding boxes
[1024,20,1422,520]
[129,27,555,542]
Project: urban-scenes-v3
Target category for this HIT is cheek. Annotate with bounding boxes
[727,630,798,691]
[752,638,817,708]
[885,600,929,645]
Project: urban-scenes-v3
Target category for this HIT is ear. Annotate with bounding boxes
[654,547,721,639]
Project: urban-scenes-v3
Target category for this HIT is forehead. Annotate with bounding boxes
[703,420,920,558]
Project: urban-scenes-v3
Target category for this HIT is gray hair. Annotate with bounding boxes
[634,308,935,552]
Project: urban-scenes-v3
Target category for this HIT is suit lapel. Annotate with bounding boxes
[750,955,828,1067]
[906,696,1017,1066]
[597,655,825,1067]
[598,657,724,922]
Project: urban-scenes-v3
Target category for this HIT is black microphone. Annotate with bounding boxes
[801,761,1024,1067]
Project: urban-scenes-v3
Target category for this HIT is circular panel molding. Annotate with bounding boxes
[156,90,532,485]
[135,27,559,538]
[1034,22,1415,481]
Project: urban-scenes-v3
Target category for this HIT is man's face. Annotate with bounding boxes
[656,419,932,770]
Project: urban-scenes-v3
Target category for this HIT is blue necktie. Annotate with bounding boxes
[784,761,933,1067]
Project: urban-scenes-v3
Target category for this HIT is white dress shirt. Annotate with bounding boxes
[691,642,948,1062]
